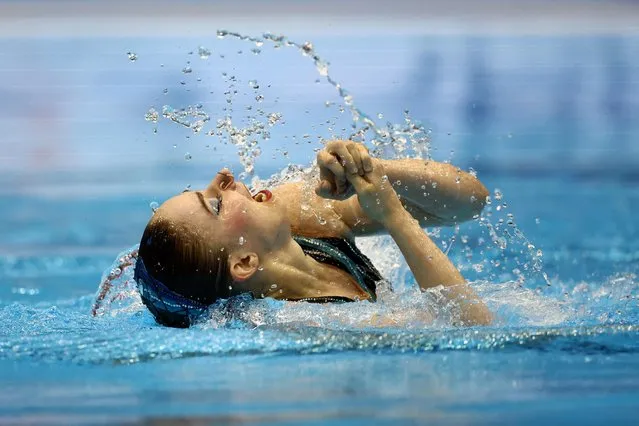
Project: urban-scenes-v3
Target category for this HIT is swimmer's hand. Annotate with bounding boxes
[315,140,373,200]
[344,158,404,226]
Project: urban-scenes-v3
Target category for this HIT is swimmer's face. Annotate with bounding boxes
[155,169,291,256]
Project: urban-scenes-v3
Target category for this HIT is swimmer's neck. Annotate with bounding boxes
[248,237,366,301]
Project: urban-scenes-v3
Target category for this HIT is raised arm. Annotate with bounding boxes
[379,158,488,225]
[346,159,493,326]
[315,141,488,233]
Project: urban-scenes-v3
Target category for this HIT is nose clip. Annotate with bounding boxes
[217,170,235,190]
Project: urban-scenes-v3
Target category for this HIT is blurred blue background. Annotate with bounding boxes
[1,0,637,257]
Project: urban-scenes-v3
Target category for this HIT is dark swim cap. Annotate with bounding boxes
[134,256,209,328]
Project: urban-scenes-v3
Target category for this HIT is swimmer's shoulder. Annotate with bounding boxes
[272,182,353,239]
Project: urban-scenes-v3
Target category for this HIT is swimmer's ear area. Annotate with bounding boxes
[228,251,260,282]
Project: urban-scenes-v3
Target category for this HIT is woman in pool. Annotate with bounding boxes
[132,140,493,327]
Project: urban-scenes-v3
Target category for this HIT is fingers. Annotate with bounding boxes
[318,141,375,197]
[325,140,374,175]
[359,144,373,173]
[345,171,368,194]
[347,144,363,176]
[315,179,335,198]
[317,151,347,194]
[326,141,358,175]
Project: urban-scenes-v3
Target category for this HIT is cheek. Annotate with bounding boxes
[220,199,250,232]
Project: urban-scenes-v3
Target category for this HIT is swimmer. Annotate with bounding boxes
[130,140,493,327]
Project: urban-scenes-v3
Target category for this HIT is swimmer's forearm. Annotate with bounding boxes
[383,209,493,326]
[378,159,488,225]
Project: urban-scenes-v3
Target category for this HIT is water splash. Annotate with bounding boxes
[143,29,550,290]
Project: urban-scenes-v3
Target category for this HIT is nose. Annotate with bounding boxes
[207,168,236,194]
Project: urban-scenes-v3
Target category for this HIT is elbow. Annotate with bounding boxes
[470,182,490,217]
[456,179,489,223]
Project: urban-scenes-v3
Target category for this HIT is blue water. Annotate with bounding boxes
[1,173,638,424]
[1,27,639,424]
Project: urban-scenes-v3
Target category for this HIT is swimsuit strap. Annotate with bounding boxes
[293,236,381,302]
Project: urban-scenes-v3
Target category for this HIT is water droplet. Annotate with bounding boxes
[149,201,159,213]
[431,182,438,188]
[535,218,541,225]
[248,80,259,89]
[494,189,503,201]
[239,236,245,245]
[145,108,158,123]
[182,66,192,74]
[270,284,278,290]
[184,152,192,161]
[127,52,138,61]
[315,59,329,76]
[377,113,384,119]
[251,48,261,55]
[217,29,228,39]
[198,46,211,59]
[255,95,264,102]
[302,41,314,55]
[470,195,477,202]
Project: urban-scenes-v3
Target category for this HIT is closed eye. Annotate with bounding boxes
[209,196,222,215]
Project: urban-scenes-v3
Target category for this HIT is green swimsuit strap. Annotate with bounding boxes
[293,235,378,302]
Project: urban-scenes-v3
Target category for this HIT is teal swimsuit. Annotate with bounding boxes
[293,236,382,303]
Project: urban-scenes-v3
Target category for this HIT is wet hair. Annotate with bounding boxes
[135,217,231,327]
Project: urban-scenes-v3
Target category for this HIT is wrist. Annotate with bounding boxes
[381,207,411,231]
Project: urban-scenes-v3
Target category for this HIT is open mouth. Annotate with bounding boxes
[252,189,272,203]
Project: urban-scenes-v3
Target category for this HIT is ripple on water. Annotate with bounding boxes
[0,249,637,365]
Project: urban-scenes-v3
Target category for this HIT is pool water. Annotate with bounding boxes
[1,172,638,424]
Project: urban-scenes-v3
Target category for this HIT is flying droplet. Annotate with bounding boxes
[150,201,159,213]
[127,52,138,61]
[302,41,313,55]
[184,152,192,160]
[198,46,211,59]
[144,108,158,123]
[182,66,192,74]
[239,236,245,245]
[315,60,328,76]
[217,29,228,39]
